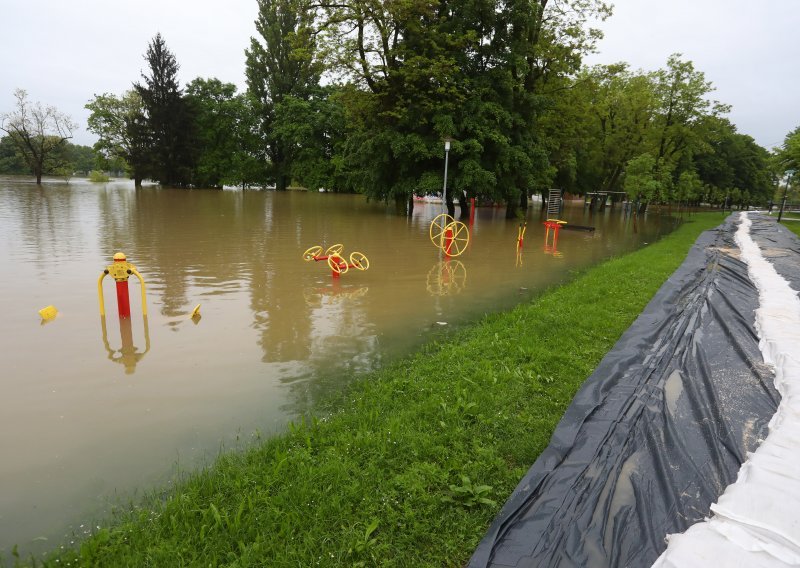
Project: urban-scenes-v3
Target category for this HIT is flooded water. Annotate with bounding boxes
[0,177,677,557]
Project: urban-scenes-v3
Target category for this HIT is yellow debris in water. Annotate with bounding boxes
[38,305,58,320]
[191,304,201,318]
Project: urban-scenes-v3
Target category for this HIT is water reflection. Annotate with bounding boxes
[426,260,467,296]
[99,315,151,374]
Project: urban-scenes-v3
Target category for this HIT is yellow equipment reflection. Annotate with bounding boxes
[100,315,151,375]
[303,284,370,308]
[426,260,467,296]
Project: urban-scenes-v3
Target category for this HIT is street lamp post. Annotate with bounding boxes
[442,138,451,218]
[778,171,793,223]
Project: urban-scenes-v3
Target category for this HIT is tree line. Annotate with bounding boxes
[2,0,798,215]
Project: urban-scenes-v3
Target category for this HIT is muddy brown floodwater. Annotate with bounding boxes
[0,177,677,558]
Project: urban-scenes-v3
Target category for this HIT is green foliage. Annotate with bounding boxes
[441,475,496,508]
[245,0,324,190]
[0,89,78,183]
[319,0,611,216]
[88,170,110,182]
[185,78,254,188]
[779,127,800,173]
[86,90,150,185]
[0,134,30,174]
[29,214,724,567]
[776,126,800,202]
[623,153,660,200]
[134,33,196,187]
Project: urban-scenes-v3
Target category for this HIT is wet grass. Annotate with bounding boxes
[17,213,726,568]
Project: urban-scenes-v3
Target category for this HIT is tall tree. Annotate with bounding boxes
[86,90,151,186]
[565,64,656,194]
[245,0,324,190]
[0,89,77,184]
[318,0,610,216]
[185,78,247,188]
[650,54,728,170]
[134,33,195,187]
[777,126,800,175]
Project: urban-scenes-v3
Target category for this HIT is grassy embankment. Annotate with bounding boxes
[27,213,726,568]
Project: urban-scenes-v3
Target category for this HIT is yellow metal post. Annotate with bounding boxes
[98,272,107,316]
[131,268,148,316]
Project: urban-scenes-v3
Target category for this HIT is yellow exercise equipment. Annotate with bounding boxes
[429,213,455,247]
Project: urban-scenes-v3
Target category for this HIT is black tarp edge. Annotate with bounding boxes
[469,214,791,567]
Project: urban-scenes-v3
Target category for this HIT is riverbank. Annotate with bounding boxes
[22,213,727,567]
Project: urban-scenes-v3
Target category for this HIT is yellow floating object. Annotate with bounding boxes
[191,304,201,318]
[38,305,58,320]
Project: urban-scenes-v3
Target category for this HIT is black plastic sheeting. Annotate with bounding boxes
[749,216,800,291]
[469,214,789,568]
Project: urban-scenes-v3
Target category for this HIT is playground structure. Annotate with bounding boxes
[303,243,370,278]
[541,190,595,256]
[543,189,568,252]
[584,190,627,212]
[429,214,470,257]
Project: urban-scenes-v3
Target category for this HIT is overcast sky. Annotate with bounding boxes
[2,0,798,150]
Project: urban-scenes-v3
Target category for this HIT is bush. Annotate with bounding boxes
[88,170,110,182]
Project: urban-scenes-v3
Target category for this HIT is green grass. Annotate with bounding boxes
[781,218,800,237]
[20,213,726,568]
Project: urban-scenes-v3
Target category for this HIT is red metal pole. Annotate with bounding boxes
[469,197,476,226]
[116,280,131,318]
[445,226,454,256]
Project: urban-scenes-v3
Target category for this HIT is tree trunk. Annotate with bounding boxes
[277,174,288,191]
[446,190,455,217]
[394,194,408,216]
[457,190,469,220]
[506,199,518,219]
[134,174,143,188]
[519,189,528,213]
[407,194,414,217]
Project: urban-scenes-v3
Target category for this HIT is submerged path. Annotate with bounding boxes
[470,214,800,567]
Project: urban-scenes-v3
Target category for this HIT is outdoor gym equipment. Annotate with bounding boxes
[97,252,150,374]
[543,189,568,253]
[429,213,470,257]
[303,243,370,278]
[303,243,344,262]
[517,222,527,248]
[98,252,147,318]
